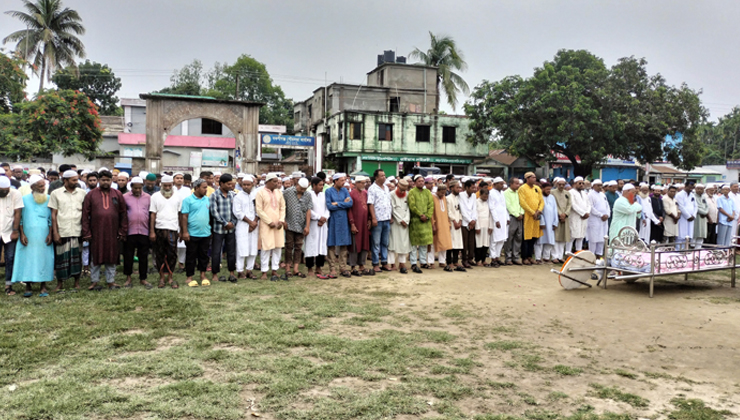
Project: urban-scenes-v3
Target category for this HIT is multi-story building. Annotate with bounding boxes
[294,51,487,176]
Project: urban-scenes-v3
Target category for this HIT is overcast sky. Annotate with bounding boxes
[2,0,739,120]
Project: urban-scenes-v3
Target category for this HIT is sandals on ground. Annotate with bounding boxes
[5,286,16,296]
[188,280,200,287]
[201,279,211,286]
[294,272,306,278]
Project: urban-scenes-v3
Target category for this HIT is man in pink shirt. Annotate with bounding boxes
[122,177,153,289]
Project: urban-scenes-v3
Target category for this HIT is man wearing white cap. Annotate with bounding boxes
[255,173,286,281]
[122,177,153,289]
[636,183,659,243]
[550,178,571,264]
[487,177,508,266]
[692,183,709,249]
[281,176,292,191]
[675,182,697,250]
[116,171,129,194]
[705,184,718,245]
[0,176,23,295]
[568,176,591,253]
[326,173,353,278]
[235,173,246,192]
[48,170,86,292]
[305,176,331,278]
[12,175,54,297]
[662,185,680,243]
[283,177,313,279]
[609,184,642,241]
[149,175,183,288]
[586,179,609,258]
[234,175,259,279]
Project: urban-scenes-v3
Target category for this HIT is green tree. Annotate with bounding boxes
[158,59,205,96]
[465,49,707,177]
[52,60,122,115]
[701,107,740,165]
[158,55,294,131]
[0,50,27,113]
[3,0,86,93]
[409,32,469,112]
[1,89,102,159]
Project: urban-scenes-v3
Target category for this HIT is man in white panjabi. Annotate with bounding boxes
[234,175,259,279]
[568,177,591,252]
[675,182,697,250]
[487,177,508,266]
[305,176,330,278]
[636,183,660,243]
[585,179,609,257]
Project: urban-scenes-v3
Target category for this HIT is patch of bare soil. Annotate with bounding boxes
[312,263,740,417]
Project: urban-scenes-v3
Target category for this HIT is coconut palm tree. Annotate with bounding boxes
[409,32,469,112]
[3,0,85,93]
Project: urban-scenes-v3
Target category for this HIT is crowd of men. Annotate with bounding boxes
[1,161,739,298]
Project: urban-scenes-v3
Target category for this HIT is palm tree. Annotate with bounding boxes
[3,0,85,93]
[409,32,469,112]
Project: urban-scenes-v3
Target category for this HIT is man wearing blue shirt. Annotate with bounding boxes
[180,179,211,287]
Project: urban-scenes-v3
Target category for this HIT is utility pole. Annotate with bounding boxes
[235,74,240,100]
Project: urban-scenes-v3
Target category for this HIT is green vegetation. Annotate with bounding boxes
[588,383,650,408]
[668,398,733,420]
[553,365,583,376]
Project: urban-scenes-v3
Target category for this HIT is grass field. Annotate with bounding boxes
[0,265,736,420]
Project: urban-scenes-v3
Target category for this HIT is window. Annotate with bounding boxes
[308,104,312,120]
[294,112,300,122]
[389,97,400,112]
[442,126,456,143]
[338,122,343,140]
[202,118,223,135]
[378,123,393,141]
[349,122,362,139]
[416,125,430,142]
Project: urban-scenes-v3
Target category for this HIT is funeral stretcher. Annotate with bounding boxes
[551,226,737,298]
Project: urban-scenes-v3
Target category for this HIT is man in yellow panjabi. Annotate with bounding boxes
[518,172,544,265]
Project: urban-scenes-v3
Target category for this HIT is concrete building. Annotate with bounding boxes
[294,51,488,176]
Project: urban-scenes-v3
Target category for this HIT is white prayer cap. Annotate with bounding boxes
[696,183,705,188]
[291,171,302,178]
[676,183,684,189]
[639,182,648,187]
[387,176,396,182]
[265,173,278,182]
[623,184,636,192]
[12,164,23,170]
[138,171,148,179]
[0,177,10,188]
[98,167,109,172]
[539,178,548,184]
[592,179,602,185]
[173,172,184,177]
[63,170,78,179]
[28,174,43,185]
[130,177,144,185]
[573,176,584,182]
[298,178,310,189]
[236,173,246,179]
[282,176,291,182]
[244,175,255,182]
[493,177,504,184]
[332,172,347,181]
[355,175,369,183]
[214,171,222,176]
[118,172,129,178]
[0,168,5,175]
[161,175,174,183]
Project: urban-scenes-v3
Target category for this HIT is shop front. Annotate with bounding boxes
[349,154,473,177]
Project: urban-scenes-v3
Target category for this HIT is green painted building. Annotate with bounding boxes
[324,111,487,176]
[293,53,489,176]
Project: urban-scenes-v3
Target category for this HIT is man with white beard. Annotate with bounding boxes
[675,182,697,250]
[568,177,591,253]
[585,179,609,257]
[149,175,183,288]
[636,183,660,243]
[11,176,54,297]
[234,175,259,279]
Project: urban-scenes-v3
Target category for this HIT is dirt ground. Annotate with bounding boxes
[318,263,740,418]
